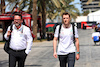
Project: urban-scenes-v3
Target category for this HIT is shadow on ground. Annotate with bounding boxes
[0,60,8,67]
[25,64,42,67]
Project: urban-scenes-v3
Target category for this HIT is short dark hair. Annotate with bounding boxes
[14,13,22,19]
[62,12,70,18]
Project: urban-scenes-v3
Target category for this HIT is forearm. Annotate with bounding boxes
[75,38,79,52]
[4,26,10,40]
[53,38,57,53]
[25,43,33,54]
[92,37,93,39]
[4,33,8,40]
[25,37,33,54]
[25,28,33,54]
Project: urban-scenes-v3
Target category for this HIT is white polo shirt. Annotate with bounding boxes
[4,24,33,54]
[54,24,79,55]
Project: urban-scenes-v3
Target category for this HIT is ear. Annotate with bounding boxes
[21,19,23,23]
[69,17,71,22]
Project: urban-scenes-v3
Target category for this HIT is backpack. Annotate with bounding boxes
[93,36,99,42]
[55,23,75,44]
[53,23,62,33]
[4,24,13,53]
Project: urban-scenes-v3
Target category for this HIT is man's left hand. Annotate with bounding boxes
[76,54,80,60]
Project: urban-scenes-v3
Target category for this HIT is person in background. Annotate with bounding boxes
[94,21,100,32]
[4,13,33,67]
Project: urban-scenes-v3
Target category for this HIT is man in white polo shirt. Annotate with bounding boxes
[4,13,33,67]
[53,12,80,67]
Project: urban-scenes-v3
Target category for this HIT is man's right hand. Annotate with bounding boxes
[7,30,11,37]
[53,52,58,58]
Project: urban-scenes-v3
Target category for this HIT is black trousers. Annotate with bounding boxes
[8,49,27,67]
[58,52,75,67]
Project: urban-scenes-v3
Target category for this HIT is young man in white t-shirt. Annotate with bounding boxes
[53,12,80,67]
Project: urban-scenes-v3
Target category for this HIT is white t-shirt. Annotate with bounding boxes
[54,24,79,55]
[92,32,100,37]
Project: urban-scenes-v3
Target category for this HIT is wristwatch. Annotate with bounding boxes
[76,52,80,54]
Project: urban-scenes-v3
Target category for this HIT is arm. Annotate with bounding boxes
[4,26,11,40]
[53,25,59,58]
[92,33,94,39]
[95,25,97,32]
[25,28,33,54]
[75,38,79,52]
[74,26,80,60]
[92,37,94,39]
[53,37,58,58]
[75,38,80,60]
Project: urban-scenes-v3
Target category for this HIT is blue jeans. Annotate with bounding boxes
[58,52,75,67]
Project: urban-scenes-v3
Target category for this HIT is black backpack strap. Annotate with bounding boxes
[8,24,13,41]
[58,24,62,42]
[72,23,75,45]
[10,24,13,31]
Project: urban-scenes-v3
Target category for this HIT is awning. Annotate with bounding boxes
[46,24,55,28]
[0,7,35,39]
[0,7,32,27]
[0,15,13,20]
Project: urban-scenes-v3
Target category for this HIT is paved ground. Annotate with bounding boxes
[0,29,100,67]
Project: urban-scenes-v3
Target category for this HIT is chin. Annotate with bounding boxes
[15,24,20,27]
[64,23,68,25]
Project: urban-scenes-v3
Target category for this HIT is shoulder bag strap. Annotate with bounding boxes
[72,23,75,45]
[8,24,13,42]
[58,24,62,43]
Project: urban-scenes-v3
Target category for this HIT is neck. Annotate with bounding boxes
[63,23,70,28]
[16,24,21,29]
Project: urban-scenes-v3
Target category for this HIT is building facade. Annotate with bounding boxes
[80,0,100,12]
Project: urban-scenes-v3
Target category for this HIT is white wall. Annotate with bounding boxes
[87,15,100,22]
[87,10,100,22]
[75,16,87,22]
